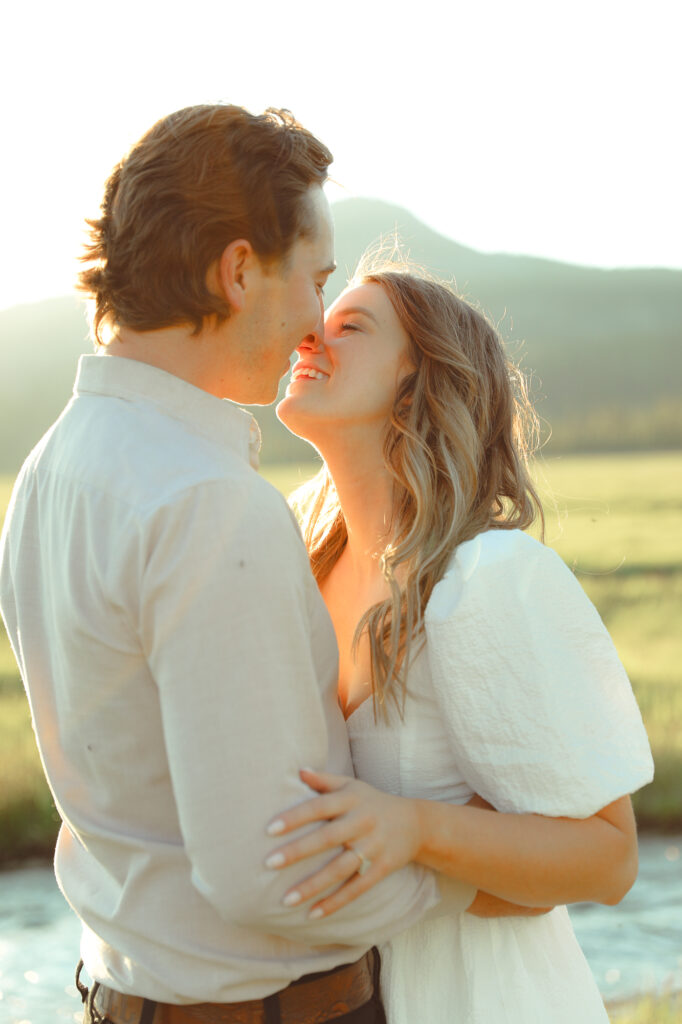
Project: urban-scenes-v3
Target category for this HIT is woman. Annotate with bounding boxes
[269,259,654,1022]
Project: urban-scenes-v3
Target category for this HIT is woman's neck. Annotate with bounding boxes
[320,430,394,585]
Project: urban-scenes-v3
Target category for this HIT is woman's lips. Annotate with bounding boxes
[290,365,330,382]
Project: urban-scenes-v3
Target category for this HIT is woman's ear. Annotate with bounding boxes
[214,238,256,312]
[396,362,417,409]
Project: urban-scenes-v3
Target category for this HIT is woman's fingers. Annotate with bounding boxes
[280,846,379,912]
[307,864,382,919]
[265,816,368,868]
[266,790,351,837]
[299,768,350,793]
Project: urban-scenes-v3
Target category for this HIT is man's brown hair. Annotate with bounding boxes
[77,104,333,344]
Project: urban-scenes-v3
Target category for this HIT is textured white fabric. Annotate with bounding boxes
[0,353,462,1005]
[425,529,654,817]
[348,528,654,1024]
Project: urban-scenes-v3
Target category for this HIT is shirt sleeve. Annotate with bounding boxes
[424,530,654,818]
[139,475,472,945]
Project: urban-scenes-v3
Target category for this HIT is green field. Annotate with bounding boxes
[1,452,681,864]
[608,993,682,1024]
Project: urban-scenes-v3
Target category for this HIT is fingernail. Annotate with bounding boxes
[283,891,301,907]
[301,767,316,773]
[267,819,285,836]
[308,907,324,919]
[265,852,285,869]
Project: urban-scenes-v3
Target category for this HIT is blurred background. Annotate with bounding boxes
[1,2,680,1021]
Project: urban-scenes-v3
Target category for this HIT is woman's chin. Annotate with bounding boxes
[276,393,321,443]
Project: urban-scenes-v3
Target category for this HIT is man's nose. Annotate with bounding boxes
[297,317,324,354]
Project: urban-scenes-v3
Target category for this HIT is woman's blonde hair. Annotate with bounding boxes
[292,253,544,717]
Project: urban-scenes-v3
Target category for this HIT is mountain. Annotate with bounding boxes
[1,198,681,474]
[0,296,93,473]
[330,198,682,418]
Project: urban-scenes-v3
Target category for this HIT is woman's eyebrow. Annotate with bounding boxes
[332,306,379,324]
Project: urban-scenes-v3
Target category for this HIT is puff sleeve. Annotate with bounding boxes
[424,529,654,817]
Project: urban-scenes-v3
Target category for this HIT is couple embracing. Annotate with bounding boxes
[0,104,653,1024]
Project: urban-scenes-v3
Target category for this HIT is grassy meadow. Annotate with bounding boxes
[608,993,682,1024]
[1,452,681,866]
[529,453,682,828]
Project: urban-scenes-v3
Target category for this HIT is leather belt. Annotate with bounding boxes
[89,950,376,1024]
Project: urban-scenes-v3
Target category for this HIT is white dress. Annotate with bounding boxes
[347,529,654,1024]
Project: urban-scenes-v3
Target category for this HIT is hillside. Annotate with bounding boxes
[1,198,680,472]
[331,199,682,417]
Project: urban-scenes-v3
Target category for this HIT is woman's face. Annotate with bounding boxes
[277,282,412,444]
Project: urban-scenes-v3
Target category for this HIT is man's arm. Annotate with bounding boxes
[139,476,473,946]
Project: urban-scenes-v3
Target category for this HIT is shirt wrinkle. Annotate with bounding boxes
[0,353,453,1005]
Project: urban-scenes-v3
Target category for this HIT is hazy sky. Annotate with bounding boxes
[2,0,679,312]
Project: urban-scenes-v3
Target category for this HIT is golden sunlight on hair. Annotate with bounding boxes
[292,243,544,718]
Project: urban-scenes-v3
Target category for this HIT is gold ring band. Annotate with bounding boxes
[347,844,371,876]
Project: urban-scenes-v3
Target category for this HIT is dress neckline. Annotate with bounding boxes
[343,696,373,724]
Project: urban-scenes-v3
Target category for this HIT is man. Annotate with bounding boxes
[0,104,475,1024]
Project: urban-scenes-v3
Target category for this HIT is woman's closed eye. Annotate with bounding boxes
[340,322,359,332]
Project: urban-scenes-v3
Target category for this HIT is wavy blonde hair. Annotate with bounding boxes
[292,255,544,718]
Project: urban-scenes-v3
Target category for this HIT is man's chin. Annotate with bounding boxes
[246,393,278,408]
[241,380,282,407]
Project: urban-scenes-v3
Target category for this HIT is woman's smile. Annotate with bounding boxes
[278,282,412,443]
[290,362,330,383]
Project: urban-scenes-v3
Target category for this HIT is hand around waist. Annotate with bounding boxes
[264,768,422,922]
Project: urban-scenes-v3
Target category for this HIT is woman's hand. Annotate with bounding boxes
[264,768,422,920]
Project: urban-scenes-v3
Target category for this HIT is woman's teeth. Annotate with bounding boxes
[294,368,327,381]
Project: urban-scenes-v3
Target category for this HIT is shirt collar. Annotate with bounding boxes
[74,354,262,469]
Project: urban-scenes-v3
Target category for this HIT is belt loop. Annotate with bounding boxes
[371,947,381,991]
[371,947,387,1023]
[263,991,281,1024]
[139,999,157,1024]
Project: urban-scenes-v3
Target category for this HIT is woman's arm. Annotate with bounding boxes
[466,891,553,918]
[414,791,637,907]
[459,794,552,918]
[263,769,637,920]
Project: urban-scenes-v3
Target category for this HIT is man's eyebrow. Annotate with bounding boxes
[331,305,379,324]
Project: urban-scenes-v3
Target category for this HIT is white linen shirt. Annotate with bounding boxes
[0,354,469,1004]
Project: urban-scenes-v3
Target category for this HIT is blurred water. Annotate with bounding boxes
[570,834,682,1001]
[1,835,681,1024]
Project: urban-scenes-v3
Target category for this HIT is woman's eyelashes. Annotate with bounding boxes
[324,317,362,339]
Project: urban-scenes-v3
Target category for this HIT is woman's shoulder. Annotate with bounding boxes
[466,526,546,567]
[442,527,556,581]
[423,528,654,816]
[426,528,557,622]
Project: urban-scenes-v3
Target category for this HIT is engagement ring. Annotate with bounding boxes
[346,844,371,876]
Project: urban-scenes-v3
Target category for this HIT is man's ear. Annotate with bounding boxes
[216,239,257,312]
